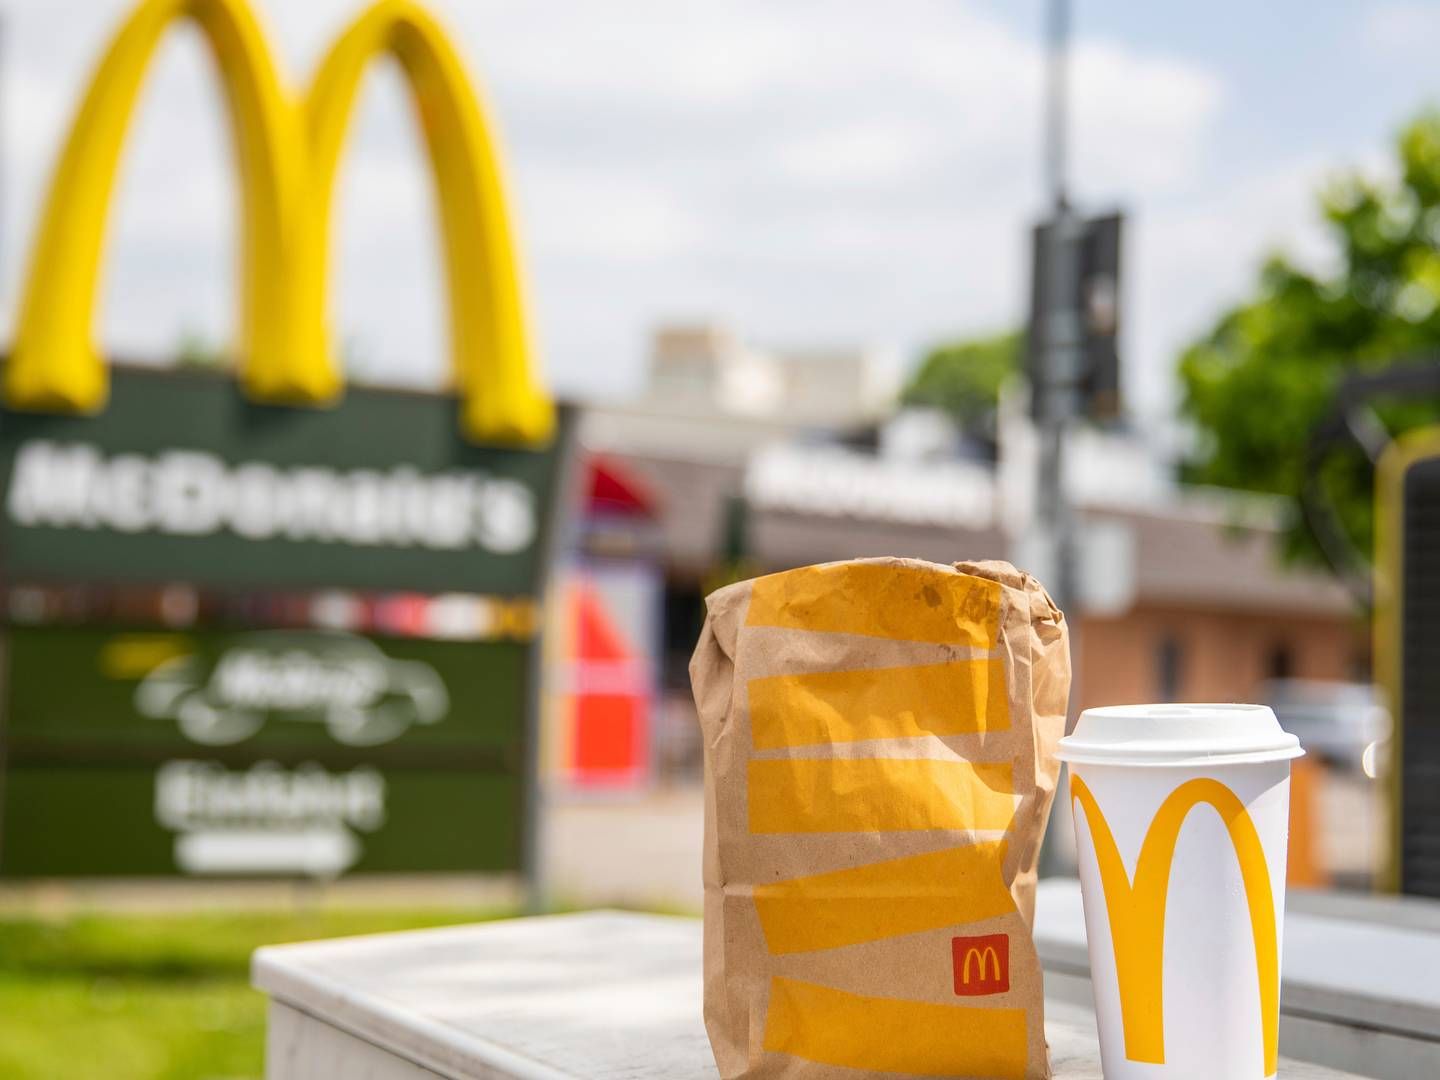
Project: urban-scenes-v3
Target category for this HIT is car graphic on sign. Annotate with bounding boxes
[135,631,449,747]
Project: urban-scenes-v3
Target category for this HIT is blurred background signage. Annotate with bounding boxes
[0,0,565,880]
[7,0,554,447]
[0,379,568,882]
[0,370,561,595]
[3,625,533,877]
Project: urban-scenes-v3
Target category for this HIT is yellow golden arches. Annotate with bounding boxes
[7,0,300,414]
[301,0,551,445]
[6,0,553,447]
[1070,775,1280,1076]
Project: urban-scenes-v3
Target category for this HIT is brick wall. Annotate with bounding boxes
[1076,604,1367,712]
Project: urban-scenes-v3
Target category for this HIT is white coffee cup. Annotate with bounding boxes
[1056,703,1303,1080]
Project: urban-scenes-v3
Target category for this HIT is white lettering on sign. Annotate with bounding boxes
[6,439,536,553]
[154,759,385,878]
[154,760,386,833]
[135,632,450,747]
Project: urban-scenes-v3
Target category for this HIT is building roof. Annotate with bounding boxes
[591,438,1356,617]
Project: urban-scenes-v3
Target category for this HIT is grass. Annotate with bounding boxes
[0,905,517,1079]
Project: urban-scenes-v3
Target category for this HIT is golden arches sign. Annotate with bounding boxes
[1070,775,1280,1076]
[8,0,552,446]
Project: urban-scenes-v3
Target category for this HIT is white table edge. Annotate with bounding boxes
[253,913,678,1080]
[252,909,1370,1080]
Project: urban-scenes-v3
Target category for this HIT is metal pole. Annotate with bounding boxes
[1045,0,1070,211]
[520,407,580,914]
[1037,0,1083,879]
[1038,0,1081,631]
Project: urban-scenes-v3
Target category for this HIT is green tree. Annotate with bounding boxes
[175,329,227,371]
[1180,110,1440,570]
[901,329,1019,436]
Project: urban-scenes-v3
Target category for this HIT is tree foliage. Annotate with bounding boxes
[1180,111,1440,568]
[901,329,1019,436]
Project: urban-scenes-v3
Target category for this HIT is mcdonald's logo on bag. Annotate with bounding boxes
[952,933,1009,996]
[1070,775,1280,1076]
[7,0,552,447]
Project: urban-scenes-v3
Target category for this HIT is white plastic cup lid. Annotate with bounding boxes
[1056,703,1303,767]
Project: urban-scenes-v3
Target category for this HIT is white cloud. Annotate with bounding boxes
[1128,163,1332,421]
[1071,41,1225,194]
[522,169,707,264]
[1130,136,1403,422]
[775,123,939,188]
[1364,2,1440,56]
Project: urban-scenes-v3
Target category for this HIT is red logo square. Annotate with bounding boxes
[952,933,1009,996]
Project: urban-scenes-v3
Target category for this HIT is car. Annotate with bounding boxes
[1262,678,1391,776]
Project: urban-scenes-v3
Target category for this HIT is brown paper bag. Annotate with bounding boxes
[691,557,1070,1080]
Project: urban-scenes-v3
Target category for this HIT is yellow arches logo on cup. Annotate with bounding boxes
[1069,775,1280,1075]
[8,0,553,447]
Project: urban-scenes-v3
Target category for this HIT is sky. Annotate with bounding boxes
[3,0,1439,430]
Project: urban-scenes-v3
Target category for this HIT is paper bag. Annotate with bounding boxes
[691,557,1070,1079]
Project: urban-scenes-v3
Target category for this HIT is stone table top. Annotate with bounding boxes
[254,910,1366,1078]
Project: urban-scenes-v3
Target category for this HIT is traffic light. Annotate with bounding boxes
[1026,211,1123,422]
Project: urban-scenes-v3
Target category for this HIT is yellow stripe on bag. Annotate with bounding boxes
[748,758,1015,833]
[749,659,1009,749]
[745,563,1000,646]
[755,841,1015,954]
[764,977,1028,1079]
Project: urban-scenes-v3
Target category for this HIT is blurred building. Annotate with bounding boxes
[583,322,898,466]
[647,323,896,426]
[571,324,1366,786]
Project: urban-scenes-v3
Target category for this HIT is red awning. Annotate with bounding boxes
[585,454,659,519]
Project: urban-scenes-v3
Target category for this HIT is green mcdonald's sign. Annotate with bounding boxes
[0,0,572,880]
[0,369,571,880]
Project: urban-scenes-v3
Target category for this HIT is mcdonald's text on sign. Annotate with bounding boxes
[7,438,537,555]
[0,370,567,595]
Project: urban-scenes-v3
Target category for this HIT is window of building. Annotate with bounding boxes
[1267,643,1294,682]
[1349,647,1372,683]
